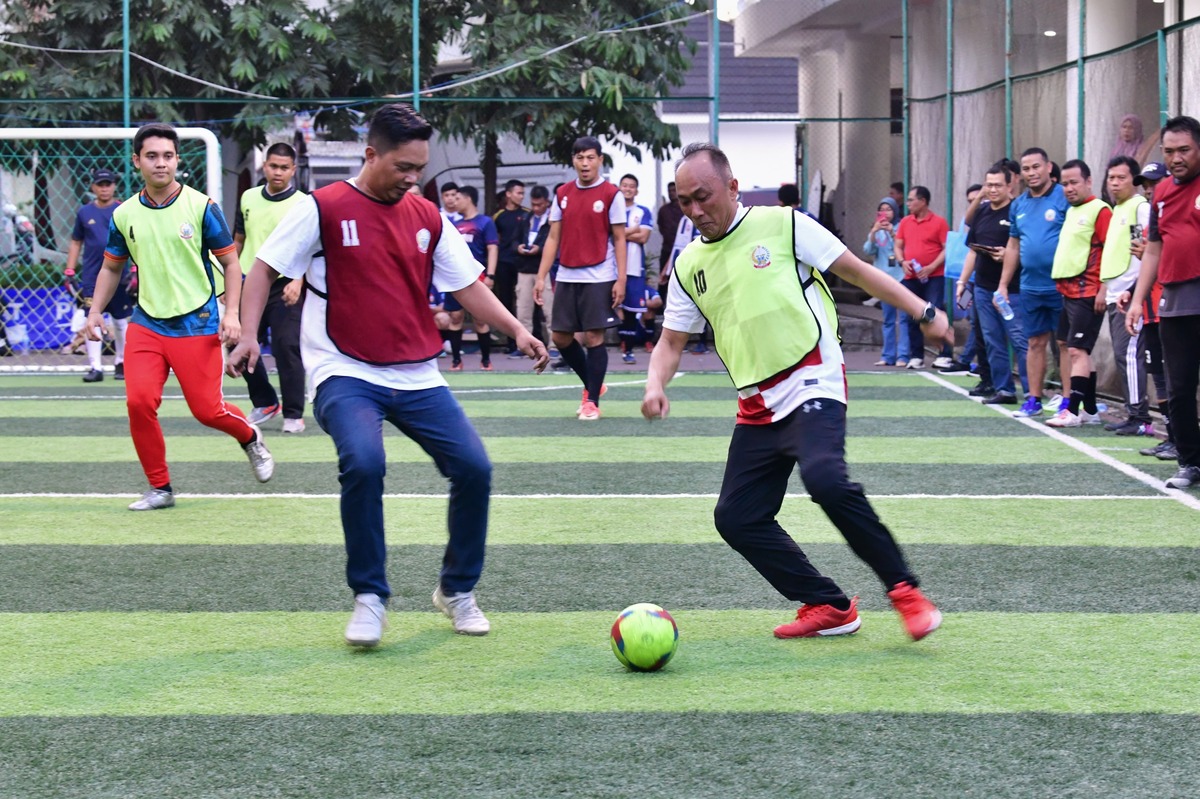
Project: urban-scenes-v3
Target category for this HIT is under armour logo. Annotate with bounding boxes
[802,400,823,413]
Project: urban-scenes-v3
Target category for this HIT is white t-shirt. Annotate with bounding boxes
[255,186,481,393]
[664,205,850,424]
[624,203,653,277]
[549,178,626,283]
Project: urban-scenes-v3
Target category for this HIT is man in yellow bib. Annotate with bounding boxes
[642,143,948,642]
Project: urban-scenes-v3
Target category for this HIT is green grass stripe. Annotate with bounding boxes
[2,611,1198,715]
[2,414,1049,438]
[2,543,1196,613]
[0,433,1102,465]
[4,497,1191,547]
[2,713,1195,799]
[0,461,1164,496]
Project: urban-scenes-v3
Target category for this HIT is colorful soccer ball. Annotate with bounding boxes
[610,603,679,672]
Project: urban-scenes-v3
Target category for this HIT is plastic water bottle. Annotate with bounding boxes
[913,259,928,284]
[992,290,1015,321]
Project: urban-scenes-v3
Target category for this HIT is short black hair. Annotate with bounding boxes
[1106,155,1140,177]
[966,183,983,197]
[1161,115,1200,146]
[676,142,732,180]
[458,185,479,205]
[912,185,931,203]
[440,182,459,194]
[504,179,525,191]
[890,181,905,194]
[1050,162,1062,182]
[985,165,1013,183]
[572,136,602,156]
[530,185,549,201]
[133,123,178,156]
[367,104,433,153]
[264,142,296,161]
[1061,159,1090,180]
[619,173,639,186]
[777,184,800,206]
[1021,147,1050,163]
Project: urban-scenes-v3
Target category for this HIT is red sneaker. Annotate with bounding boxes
[578,400,601,421]
[887,582,942,641]
[576,384,608,416]
[773,596,860,639]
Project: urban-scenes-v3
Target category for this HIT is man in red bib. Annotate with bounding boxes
[229,105,549,647]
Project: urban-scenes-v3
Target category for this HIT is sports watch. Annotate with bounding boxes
[919,302,936,324]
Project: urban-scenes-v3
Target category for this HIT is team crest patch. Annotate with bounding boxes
[416,228,431,253]
[179,222,195,240]
[751,245,771,269]
[592,200,605,213]
[1195,194,1200,211]
[561,196,569,209]
[1043,209,1056,222]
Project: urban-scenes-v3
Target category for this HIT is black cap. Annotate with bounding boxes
[91,168,117,184]
[1134,162,1168,186]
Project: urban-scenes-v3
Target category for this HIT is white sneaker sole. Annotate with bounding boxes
[817,617,862,636]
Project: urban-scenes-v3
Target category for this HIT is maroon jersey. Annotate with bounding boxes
[556,180,620,267]
[1150,175,1200,285]
[312,182,444,365]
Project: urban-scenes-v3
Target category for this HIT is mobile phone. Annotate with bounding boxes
[876,211,889,224]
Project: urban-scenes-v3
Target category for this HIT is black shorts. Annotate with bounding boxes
[1058,296,1104,353]
[551,280,618,332]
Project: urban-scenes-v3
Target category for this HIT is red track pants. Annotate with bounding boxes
[124,323,256,488]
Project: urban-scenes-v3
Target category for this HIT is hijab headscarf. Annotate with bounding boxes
[878,197,901,223]
[1110,114,1144,159]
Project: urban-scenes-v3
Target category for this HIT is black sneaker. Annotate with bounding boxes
[1165,465,1200,489]
[114,363,125,380]
[1155,443,1180,461]
[1103,419,1125,432]
[967,382,995,398]
[1112,420,1154,436]
[82,369,104,383]
[983,392,1018,405]
[1139,441,1170,457]
[938,360,973,375]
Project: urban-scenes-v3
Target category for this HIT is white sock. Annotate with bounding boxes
[85,338,102,370]
[113,317,129,364]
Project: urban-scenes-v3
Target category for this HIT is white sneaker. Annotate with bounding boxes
[345,593,387,647]
[128,488,174,511]
[906,358,924,369]
[1080,410,1103,426]
[932,356,953,369]
[433,586,490,635]
[281,418,305,434]
[1045,394,1065,413]
[1045,409,1081,428]
[247,404,281,425]
[242,425,275,482]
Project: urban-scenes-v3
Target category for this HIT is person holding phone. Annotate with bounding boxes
[959,165,1028,405]
[863,197,909,366]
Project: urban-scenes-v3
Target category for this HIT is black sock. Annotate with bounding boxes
[1068,376,1087,415]
[478,330,492,364]
[1083,371,1098,414]
[585,344,608,404]
[155,483,172,493]
[829,596,851,612]
[448,329,463,362]
[559,340,589,384]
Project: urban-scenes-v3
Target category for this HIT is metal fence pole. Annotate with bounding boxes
[1077,0,1086,159]
[1157,28,1168,124]
[709,6,720,146]
[1005,0,1013,157]
[412,0,421,112]
[945,0,954,221]
[903,0,910,192]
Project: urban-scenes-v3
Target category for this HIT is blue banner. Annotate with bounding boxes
[2,287,75,351]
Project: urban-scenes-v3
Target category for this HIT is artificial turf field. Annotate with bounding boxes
[1,368,1198,798]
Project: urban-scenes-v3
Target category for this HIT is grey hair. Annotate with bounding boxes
[675,142,733,179]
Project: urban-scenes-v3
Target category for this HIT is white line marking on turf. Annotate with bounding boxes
[918,370,1200,512]
[0,492,1172,500]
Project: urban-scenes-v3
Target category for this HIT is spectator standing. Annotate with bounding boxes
[514,185,552,345]
[894,185,951,369]
[1126,116,1200,489]
[230,104,549,646]
[88,123,273,511]
[616,173,657,364]
[644,143,945,642]
[440,182,462,223]
[492,179,528,355]
[235,143,308,433]
[67,167,131,383]
[1045,160,1112,428]
[958,166,1028,404]
[1099,155,1153,437]
[888,182,905,207]
[446,185,499,370]
[535,136,627,420]
[655,181,683,276]
[863,196,909,366]
[998,148,1069,417]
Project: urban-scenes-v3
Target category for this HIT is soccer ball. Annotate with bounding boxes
[610,603,678,672]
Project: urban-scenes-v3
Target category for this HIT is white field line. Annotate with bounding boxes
[918,370,1200,512]
[0,377,654,402]
[0,492,1173,501]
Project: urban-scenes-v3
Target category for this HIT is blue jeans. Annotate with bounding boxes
[313,376,492,599]
[974,286,1029,395]
[902,276,952,360]
[880,300,911,363]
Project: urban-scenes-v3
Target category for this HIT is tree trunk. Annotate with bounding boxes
[483,133,499,216]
